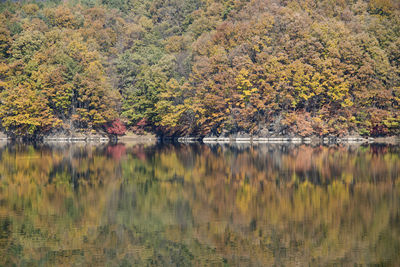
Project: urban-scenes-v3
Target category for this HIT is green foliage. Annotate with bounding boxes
[0,3,119,137]
[0,0,399,137]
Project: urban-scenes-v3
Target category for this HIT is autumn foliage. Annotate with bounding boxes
[0,0,399,137]
[106,119,126,136]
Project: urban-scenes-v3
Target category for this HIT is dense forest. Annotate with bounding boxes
[0,0,399,138]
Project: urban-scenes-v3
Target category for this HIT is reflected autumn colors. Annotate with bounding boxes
[0,143,399,266]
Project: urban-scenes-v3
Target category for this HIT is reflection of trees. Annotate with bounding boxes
[0,144,399,265]
[128,144,400,266]
[0,144,123,265]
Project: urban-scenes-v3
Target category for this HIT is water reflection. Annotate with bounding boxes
[0,143,399,266]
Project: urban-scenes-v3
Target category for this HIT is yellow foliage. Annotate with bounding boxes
[22,4,39,15]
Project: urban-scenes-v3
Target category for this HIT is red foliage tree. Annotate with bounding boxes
[132,118,147,134]
[106,119,126,137]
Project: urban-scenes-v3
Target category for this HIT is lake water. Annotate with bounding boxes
[0,143,399,266]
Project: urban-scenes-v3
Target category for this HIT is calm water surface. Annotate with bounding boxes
[0,143,399,266]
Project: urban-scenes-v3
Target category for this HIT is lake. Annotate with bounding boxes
[0,142,399,266]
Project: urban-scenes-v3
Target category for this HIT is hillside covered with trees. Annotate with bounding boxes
[0,0,399,138]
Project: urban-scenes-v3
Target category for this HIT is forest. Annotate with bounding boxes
[0,0,399,138]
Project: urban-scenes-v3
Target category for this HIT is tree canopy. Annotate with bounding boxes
[0,0,399,137]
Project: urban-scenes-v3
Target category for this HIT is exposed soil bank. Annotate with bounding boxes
[0,132,8,141]
[42,132,157,143]
[0,131,157,143]
[370,136,400,145]
[43,135,109,143]
[39,134,400,144]
[179,135,400,145]
[118,133,157,142]
[1,130,398,145]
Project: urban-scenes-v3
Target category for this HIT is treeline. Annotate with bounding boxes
[0,0,399,138]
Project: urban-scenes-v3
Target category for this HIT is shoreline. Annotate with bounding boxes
[0,134,398,145]
[179,135,400,145]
